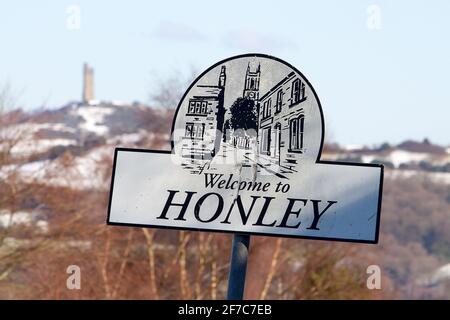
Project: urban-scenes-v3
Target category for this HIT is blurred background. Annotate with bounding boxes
[0,0,449,299]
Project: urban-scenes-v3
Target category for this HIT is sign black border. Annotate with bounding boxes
[106,53,384,244]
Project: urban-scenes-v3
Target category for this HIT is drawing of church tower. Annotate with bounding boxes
[243,63,260,101]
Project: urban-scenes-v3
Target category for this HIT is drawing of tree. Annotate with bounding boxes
[229,97,257,137]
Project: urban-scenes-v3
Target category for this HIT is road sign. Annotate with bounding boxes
[107,54,383,244]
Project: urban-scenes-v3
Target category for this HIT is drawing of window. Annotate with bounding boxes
[188,99,208,115]
[261,127,271,155]
[198,124,205,139]
[185,123,205,140]
[291,79,306,105]
[289,115,304,152]
[262,99,271,119]
[195,101,201,114]
[276,90,283,113]
[188,101,195,114]
[185,123,193,137]
[201,101,208,114]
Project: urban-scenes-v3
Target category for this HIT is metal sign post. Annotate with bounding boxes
[226,234,251,300]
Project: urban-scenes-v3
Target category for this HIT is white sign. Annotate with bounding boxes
[107,54,383,243]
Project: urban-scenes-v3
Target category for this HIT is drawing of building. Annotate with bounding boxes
[181,66,226,160]
[258,71,307,171]
[179,61,308,178]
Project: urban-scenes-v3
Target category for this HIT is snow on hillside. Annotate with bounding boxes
[0,101,172,191]
[0,145,114,190]
[11,138,77,155]
[1,122,77,156]
[417,263,450,287]
[342,144,365,151]
[0,210,48,232]
[106,131,146,145]
[386,169,450,185]
[1,122,76,138]
[432,264,450,283]
[1,102,448,192]
[326,142,450,170]
[362,150,430,168]
[73,105,114,135]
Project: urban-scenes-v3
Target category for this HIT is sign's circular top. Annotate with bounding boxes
[172,54,324,178]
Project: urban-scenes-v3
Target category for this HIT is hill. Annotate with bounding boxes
[0,101,449,299]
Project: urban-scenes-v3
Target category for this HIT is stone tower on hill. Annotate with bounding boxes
[82,63,95,103]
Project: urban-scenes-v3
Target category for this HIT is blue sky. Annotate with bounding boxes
[1,1,449,145]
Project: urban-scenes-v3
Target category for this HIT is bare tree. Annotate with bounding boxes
[149,67,197,109]
[0,82,52,294]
